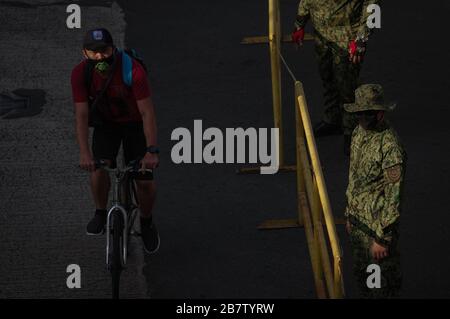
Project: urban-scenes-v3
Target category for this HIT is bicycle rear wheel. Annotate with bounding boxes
[110,211,124,299]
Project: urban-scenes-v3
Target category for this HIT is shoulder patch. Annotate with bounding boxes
[386,165,402,183]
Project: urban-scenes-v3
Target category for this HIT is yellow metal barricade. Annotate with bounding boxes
[241,0,345,298]
[296,81,345,298]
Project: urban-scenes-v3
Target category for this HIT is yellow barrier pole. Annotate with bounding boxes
[294,82,326,298]
[294,81,332,297]
[268,0,284,167]
[334,255,345,298]
[276,0,282,51]
[312,176,336,298]
[298,137,335,298]
[297,85,344,297]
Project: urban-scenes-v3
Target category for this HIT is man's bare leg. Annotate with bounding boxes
[135,180,159,253]
[90,166,111,209]
[86,161,111,235]
[135,180,156,218]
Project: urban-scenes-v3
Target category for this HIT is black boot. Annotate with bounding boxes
[313,121,343,137]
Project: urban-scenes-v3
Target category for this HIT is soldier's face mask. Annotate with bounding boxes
[357,110,379,130]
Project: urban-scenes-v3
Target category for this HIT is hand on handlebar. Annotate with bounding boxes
[79,151,96,172]
[140,152,159,171]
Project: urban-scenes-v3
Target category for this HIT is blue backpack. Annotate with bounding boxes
[117,48,148,87]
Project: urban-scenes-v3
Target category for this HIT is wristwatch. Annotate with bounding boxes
[146,145,160,154]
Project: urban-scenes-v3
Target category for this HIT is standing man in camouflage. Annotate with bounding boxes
[292,0,379,154]
[344,84,406,298]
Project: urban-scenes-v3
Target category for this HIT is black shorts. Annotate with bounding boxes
[92,122,153,180]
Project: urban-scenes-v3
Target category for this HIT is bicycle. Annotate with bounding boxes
[93,159,152,299]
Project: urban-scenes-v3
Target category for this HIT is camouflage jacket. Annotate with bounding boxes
[345,123,406,246]
[295,0,379,49]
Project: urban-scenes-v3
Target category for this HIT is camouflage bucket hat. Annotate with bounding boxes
[344,84,396,113]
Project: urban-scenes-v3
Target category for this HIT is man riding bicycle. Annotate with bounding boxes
[71,28,160,254]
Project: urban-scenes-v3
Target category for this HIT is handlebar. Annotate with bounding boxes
[95,159,153,174]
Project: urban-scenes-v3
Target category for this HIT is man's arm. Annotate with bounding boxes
[75,102,90,153]
[130,57,159,169]
[74,101,96,171]
[295,0,311,30]
[71,63,96,171]
[137,97,159,169]
[376,133,405,246]
[137,97,157,147]
[348,0,380,63]
[376,164,404,246]
[292,0,311,45]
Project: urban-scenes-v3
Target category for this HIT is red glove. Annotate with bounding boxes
[348,39,366,64]
[292,28,305,45]
[348,40,357,56]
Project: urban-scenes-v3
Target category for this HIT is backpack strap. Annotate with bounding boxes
[85,54,119,127]
[84,60,95,98]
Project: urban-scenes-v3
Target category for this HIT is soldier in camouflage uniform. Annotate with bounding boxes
[344,84,406,298]
[292,0,379,154]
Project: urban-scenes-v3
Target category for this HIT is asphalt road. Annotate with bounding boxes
[1,0,449,299]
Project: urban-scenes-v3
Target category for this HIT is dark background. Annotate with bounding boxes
[1,0,449,298]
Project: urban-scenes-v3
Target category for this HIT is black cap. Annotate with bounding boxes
[83,28,114,51]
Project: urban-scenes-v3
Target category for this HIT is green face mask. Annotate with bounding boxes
[90,54,115,74]
[95,61,110,73]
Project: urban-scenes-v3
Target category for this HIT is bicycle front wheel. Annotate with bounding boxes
[110,211,124,299]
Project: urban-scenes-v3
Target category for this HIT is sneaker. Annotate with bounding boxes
[313,121,342,137]
[140,217,160,254]
[86,211,106,235]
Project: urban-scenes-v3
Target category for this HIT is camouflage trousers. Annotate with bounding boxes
[314,32,360,135]
[349,226,402,298]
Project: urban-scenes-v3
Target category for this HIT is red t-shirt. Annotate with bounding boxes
[71,55,151,123]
